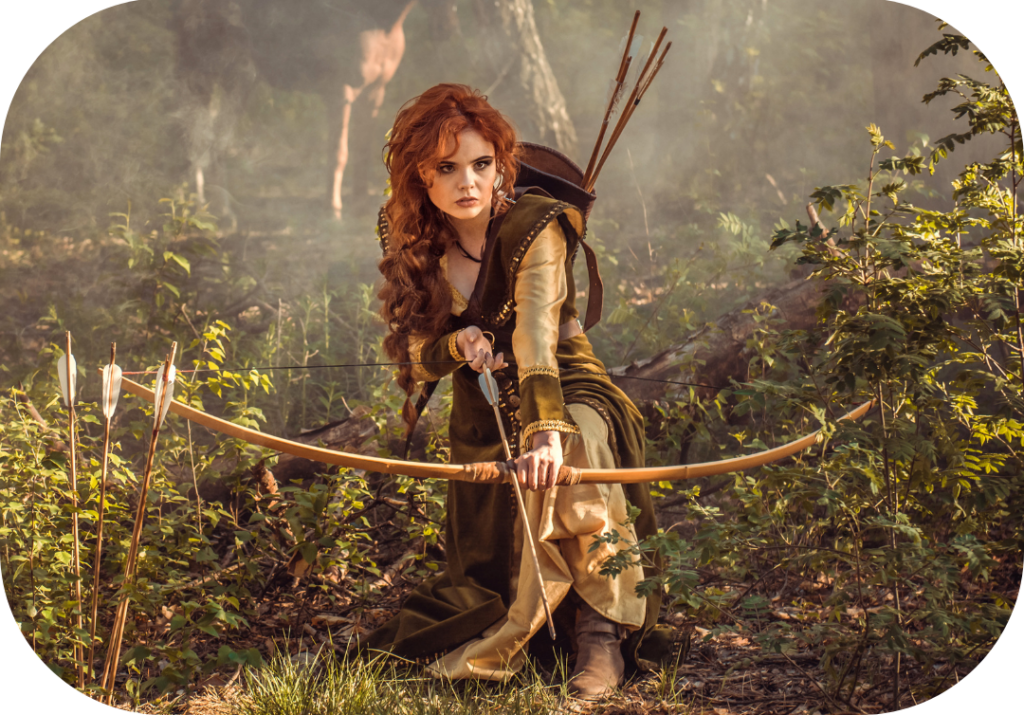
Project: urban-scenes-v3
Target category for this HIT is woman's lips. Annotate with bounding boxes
[456,197,478,206]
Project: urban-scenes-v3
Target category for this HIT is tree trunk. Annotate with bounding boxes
[475,0,577,157]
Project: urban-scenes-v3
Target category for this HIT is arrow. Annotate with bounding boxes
[87,343,119,684]
[60,331,85,688]
[102,342,177,702]
[479,365,557,641]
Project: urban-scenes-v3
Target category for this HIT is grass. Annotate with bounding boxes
[233,649,575,715]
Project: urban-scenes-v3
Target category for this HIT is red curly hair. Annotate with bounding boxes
[378,84,519,421]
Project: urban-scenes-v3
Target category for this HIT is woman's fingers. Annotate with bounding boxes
[517,453,541,491]
[541,458,557,490]
[514,448,561,491]
[468,349,493,373]
[461,327,502,373]
[513,432,563,491]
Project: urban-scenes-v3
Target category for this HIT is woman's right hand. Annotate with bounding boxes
[457,326,507,373]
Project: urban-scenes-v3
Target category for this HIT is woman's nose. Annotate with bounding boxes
[458,170,475,189]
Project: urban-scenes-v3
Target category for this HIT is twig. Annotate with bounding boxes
[483,56,516,97]
[13,387,67,451]
[626,147,650,240]
[366,545,421,593]
[782,651,867,715]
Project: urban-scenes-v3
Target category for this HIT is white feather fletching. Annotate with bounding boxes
[631,40,653,87]
[152,364,177,428]
[101,364,123,420]
[477,371,499,407]
[629,34,645,61]
[57,354,77,407]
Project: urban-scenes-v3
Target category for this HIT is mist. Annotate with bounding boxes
[0,0,1006,384]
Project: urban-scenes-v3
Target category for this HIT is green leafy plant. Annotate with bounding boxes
[601,28,1021,712]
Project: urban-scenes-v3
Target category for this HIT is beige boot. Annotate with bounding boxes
[567,602,625,700]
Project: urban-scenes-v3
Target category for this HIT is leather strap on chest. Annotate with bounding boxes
[577,234,603,332]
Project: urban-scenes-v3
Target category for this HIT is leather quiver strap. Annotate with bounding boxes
[577,236,603,332]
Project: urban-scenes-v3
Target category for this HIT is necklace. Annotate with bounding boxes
[454,239,483,263]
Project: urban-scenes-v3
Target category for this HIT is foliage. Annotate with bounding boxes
[0,187,447,697]
[602,31,1022,709]
[590,211,800,365]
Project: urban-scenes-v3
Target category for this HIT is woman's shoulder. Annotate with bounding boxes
[498,193,584,245]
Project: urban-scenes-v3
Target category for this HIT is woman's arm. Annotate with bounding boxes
[511,210,584,490]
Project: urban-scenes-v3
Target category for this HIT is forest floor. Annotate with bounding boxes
[102,512,1019,715]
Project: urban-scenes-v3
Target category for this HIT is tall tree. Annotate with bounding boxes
[475,0,578,157]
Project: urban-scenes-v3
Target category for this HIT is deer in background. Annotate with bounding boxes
[174,0,453,224]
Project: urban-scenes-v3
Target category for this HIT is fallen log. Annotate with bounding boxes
[607,275,864,403]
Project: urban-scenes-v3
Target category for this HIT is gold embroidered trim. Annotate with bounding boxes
[484,201,573,326]
[376,206,390,254]
[409,339,444,382]
[448,329,465,362]
[449,285,469,315]
[521,419,581,444]
[439,254,469,315]
[520,365,559,381]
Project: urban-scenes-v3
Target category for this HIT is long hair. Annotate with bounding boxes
[378,84,519,425]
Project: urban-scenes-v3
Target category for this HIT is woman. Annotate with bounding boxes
[366,84,665,699]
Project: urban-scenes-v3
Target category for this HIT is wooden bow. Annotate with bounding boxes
[120,376,873,485]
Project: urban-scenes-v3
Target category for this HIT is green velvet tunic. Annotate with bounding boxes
[366,195,670,667]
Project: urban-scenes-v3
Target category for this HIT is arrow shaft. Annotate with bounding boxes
[87,415,111,684]
[64,332,84,689]
[102,345,174,703]
[483,366,556,641]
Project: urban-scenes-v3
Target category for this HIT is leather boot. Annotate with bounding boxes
[567,602,625,700]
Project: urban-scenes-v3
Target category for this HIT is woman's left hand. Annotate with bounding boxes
[515,430,563,491]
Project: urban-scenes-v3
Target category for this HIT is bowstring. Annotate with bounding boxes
[121,360,729,392]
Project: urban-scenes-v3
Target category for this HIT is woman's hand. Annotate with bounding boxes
[515,430,563,491]
[457,326,507,373]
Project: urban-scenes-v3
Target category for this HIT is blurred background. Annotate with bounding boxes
[2,4,1021,709]
[0,0,1005,418]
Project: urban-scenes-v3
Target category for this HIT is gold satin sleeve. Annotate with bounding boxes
[513,211,584,446]
[512,221,565,376]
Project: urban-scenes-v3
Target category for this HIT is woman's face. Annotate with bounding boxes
[426,128,497,223]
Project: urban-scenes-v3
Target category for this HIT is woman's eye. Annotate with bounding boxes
[438,165,454,174]
[476,160,493,170]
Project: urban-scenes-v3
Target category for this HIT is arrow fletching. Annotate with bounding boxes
[631,40,653,86]
[101,363,123,420]
[57,354,77,407]
[478,370,500,407]
[152,364,177,428]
